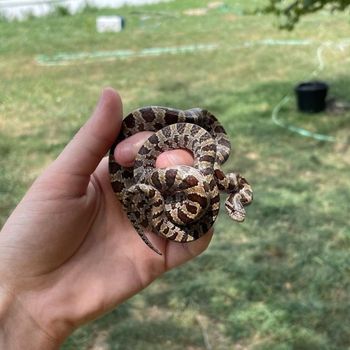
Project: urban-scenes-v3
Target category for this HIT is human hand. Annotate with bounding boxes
[0,88,213,349]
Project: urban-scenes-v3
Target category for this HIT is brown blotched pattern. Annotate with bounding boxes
[109,106,253,255]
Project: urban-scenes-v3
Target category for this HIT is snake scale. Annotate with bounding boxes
[109,106,253,255]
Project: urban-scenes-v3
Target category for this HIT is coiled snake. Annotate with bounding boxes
[109,107,253,255]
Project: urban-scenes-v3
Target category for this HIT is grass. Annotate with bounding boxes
[1,0,350,349]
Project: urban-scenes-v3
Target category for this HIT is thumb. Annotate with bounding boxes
[50,88,122,192]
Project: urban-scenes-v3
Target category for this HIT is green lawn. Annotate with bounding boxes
[1,0,350,349]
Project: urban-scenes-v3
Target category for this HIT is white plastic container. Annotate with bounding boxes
[96,16,125,33]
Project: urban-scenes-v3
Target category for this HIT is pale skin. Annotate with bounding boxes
[0,88,213,349]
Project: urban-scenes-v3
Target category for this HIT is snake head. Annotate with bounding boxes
[225,193,246,222]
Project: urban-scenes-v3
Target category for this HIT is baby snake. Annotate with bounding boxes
[109,106,253,255]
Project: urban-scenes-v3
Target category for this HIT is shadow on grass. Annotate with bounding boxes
[107,318,202,350]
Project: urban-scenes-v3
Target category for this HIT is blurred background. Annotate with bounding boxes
[1,0,349,349]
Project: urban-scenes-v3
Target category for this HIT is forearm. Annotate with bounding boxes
[0,286,61,350]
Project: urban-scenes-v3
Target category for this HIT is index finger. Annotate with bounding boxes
[114,132,194,168]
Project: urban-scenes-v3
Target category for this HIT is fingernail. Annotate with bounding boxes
[165,153,183,165]
[156,150,194,167]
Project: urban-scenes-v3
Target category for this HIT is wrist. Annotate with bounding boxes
[0,285,61,350]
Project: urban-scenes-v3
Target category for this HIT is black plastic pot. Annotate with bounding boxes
[295,81,329,113]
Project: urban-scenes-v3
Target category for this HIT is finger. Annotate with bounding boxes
[115,131,154,167]
[54,88,122,178]
[165,229,214,270]
[115,132,194,168]
[156,150,193,168]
